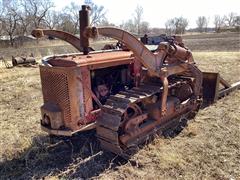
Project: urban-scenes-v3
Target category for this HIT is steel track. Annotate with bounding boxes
[96,82,196,156]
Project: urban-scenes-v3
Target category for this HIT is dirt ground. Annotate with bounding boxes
[0,32,239,179]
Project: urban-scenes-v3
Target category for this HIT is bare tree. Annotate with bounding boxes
[224,12,237,27]
[61,1,107,32]
[56,13,76,34]
[84,0,106,26]
[18,10,32,35]
[120,5,148,34]
[0,22,2,36]
[63,2,81,33]
[165,19,175,35]
[165,17,188,34]
[176,17,188,34]
[21,0,54,30]
[99,19,115,27]
[196,16,208,33]
[141,21,149,34]
[120,19,135,33]
[233,15,240,26]
[134,5,143,35]
[214,15,225,32]
[0,1,20,46]
[44,10,61,29]
[0,2,2,36]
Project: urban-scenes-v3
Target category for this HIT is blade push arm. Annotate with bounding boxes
[31,29,82,52]
[85,27,194,77]
[85,27,166,77]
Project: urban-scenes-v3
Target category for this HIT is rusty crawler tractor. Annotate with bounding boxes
[31,5,240,155]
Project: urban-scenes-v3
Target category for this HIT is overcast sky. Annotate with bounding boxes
[54,0,240,28]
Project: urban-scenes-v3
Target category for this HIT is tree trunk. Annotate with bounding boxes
[9,35,14,47]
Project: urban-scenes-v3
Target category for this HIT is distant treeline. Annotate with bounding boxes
[0,0,239,47]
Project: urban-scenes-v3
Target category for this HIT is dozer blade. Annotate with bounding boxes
[202,72,240,104]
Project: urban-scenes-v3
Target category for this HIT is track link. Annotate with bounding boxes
[96,82,196,155]
[96,83,160,154]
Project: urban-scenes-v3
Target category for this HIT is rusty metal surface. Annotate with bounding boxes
[31,5,89,54]
[160,75,168,116]
[44,51,133,69]
[124,114,148,135]
[219,81,240,97]
[219,76,231,88]
[41,102,62,129]
[79,66,93,119]
[202,72,240,101]
[86,27,196,77]
[96,79,201,155]
[41,122,96,136]
[40,65,82,131]
[31,29,82,52]
[202,72,220,103]
[86,27,160,77]
[41,125,73,136]
[34,4,240,157]
[80,5,90,55]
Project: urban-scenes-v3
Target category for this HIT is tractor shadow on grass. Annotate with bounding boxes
[0,130,128,179]
[0,119,190,179]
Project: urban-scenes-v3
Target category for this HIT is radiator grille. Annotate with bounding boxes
[40,67,71,123]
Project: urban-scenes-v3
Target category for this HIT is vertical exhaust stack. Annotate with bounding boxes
[80,5,90,55]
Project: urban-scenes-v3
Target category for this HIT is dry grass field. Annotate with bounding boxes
[0,32,239,179]
[184,32,240,51]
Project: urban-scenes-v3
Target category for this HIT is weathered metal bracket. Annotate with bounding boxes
[202,72,240,104]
